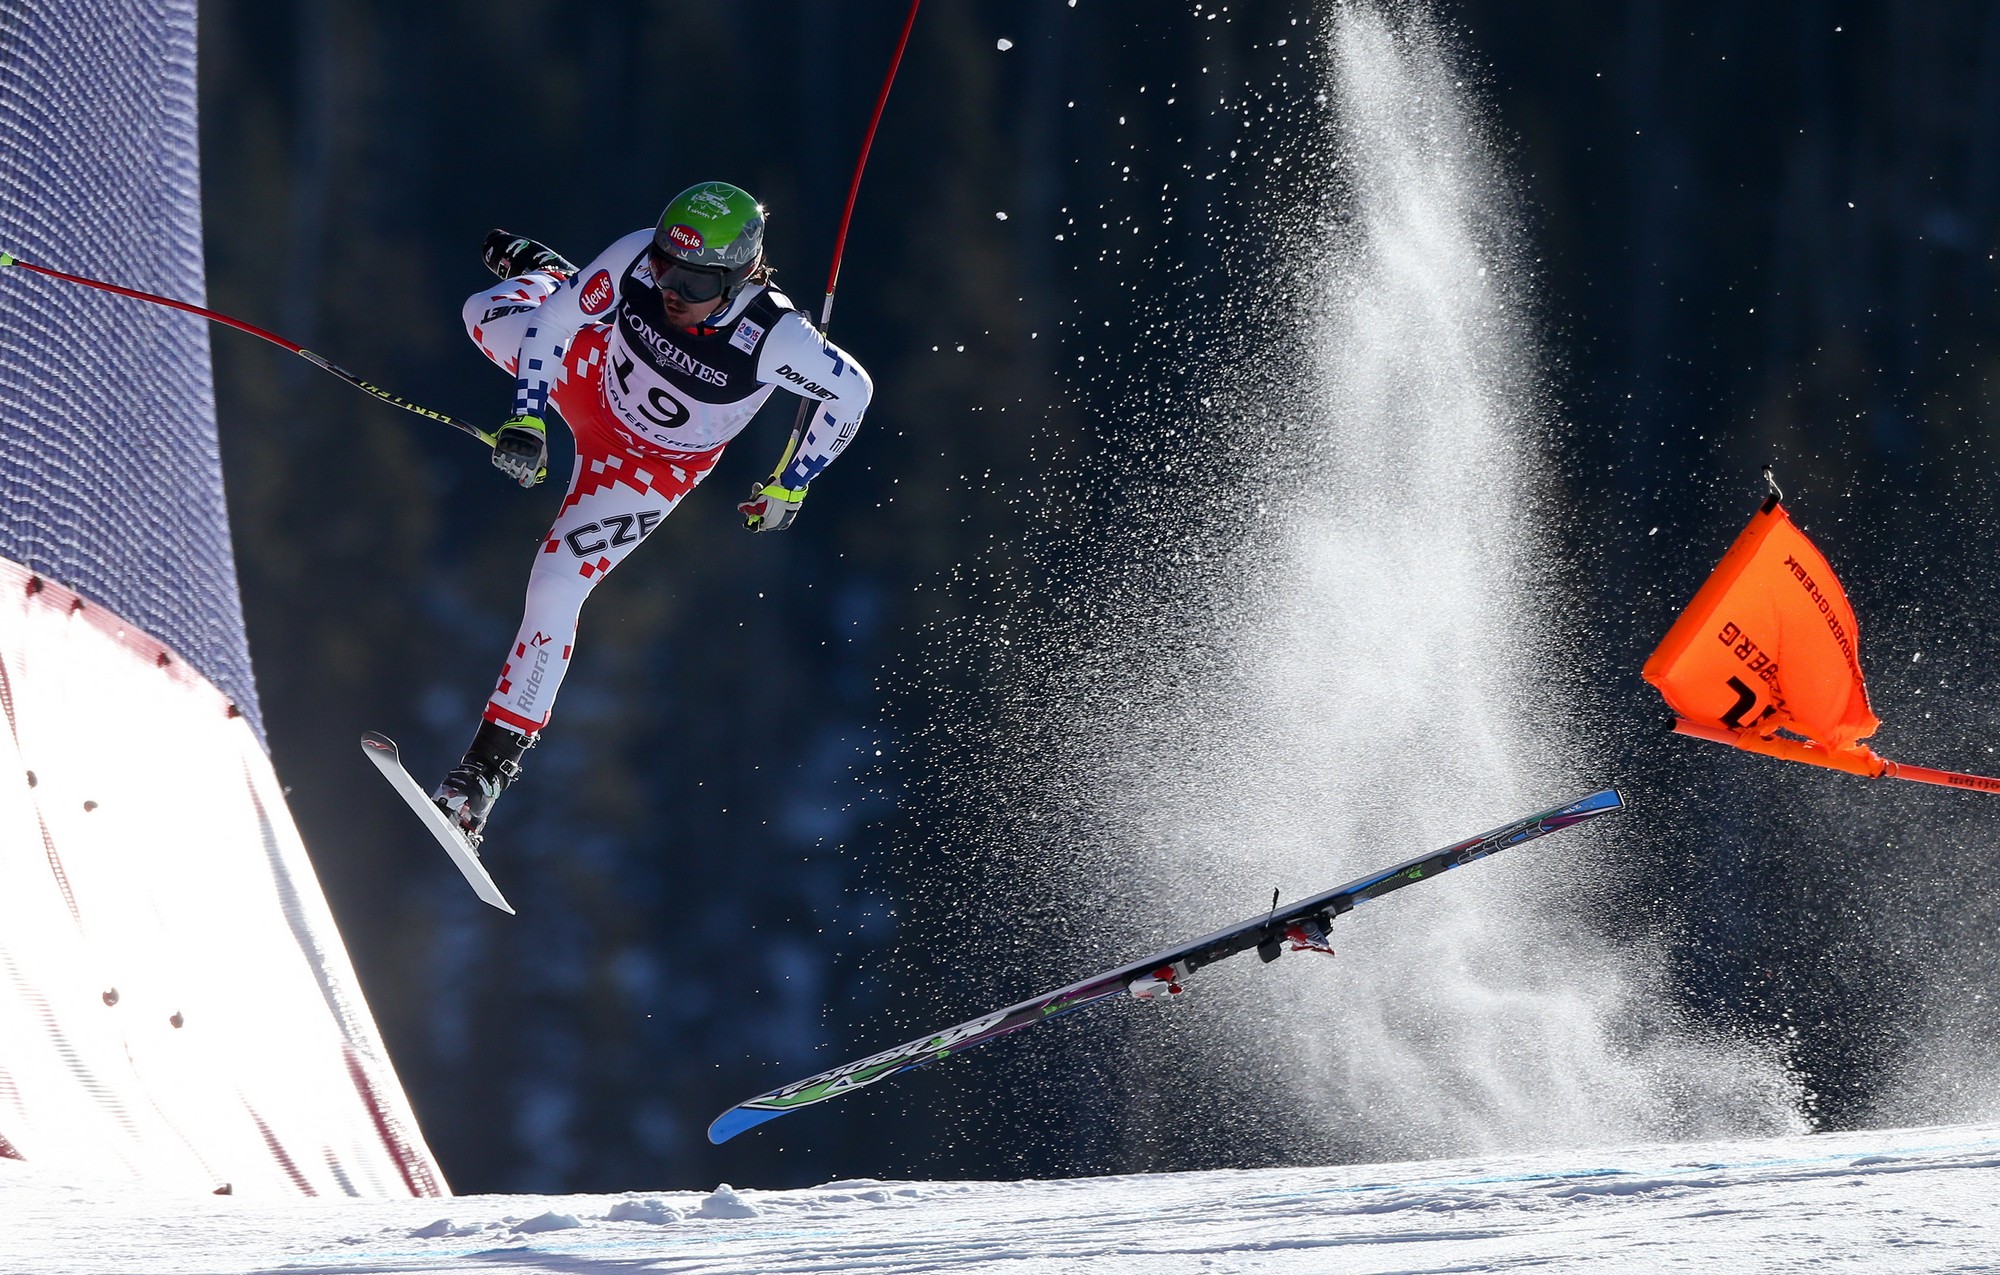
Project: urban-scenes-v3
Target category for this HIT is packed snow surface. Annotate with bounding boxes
[6,1122,1997,1272]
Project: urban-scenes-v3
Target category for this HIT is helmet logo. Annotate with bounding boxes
[666,224,705,253]
[686,188,735,219]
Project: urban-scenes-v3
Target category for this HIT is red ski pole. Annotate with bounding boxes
[0,251,496,446]
[765,0,923,485]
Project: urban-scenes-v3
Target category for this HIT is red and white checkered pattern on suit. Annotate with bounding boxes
[464,281,722,735]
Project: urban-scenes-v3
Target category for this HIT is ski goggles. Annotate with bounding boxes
[646,245,732,304]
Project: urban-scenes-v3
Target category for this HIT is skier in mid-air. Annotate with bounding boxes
[434,181,873,843]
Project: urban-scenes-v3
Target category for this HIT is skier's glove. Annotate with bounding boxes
[491,414,548,488]
[738,481,805,533]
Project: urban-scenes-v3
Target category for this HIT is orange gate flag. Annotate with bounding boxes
[1642,493,2000,795]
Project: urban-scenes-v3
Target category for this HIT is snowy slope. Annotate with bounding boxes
[6,1122,1997,1273]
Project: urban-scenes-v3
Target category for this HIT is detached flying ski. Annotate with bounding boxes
[708,787,1624,1143]
[360,732,515,914]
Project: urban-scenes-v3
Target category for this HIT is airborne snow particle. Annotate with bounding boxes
[997,38,1013,51]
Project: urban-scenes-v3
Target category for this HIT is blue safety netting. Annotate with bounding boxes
[0,0,261,739]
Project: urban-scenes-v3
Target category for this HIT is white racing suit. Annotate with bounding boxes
[462,228,872,736]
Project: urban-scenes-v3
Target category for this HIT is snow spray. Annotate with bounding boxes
[1093,4,1809,1162]
[996,4,1808,1170]
[886,3,1807,1173]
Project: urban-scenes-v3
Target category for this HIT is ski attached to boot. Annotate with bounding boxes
[707,787,1624,1143]
[360,732,515,915]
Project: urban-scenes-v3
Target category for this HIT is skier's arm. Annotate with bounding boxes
[509,229,651,421]
[755,312,874,491]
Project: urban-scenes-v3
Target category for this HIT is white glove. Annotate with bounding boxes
[491,414,548,488]
[738,481,805,532]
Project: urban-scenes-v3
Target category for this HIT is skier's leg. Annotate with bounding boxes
[482,443,717,735]
[437,463,701,839]
[436,329,720,840]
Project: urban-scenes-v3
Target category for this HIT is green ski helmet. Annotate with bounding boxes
[650,181,765,303]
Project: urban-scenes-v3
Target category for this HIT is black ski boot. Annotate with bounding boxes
[432,720,536,846]
[481,229,578,281]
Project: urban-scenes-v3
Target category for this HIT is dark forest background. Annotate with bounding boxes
[197,1,2000,1193]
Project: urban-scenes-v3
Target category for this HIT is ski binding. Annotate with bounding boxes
[360,731,515,914]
